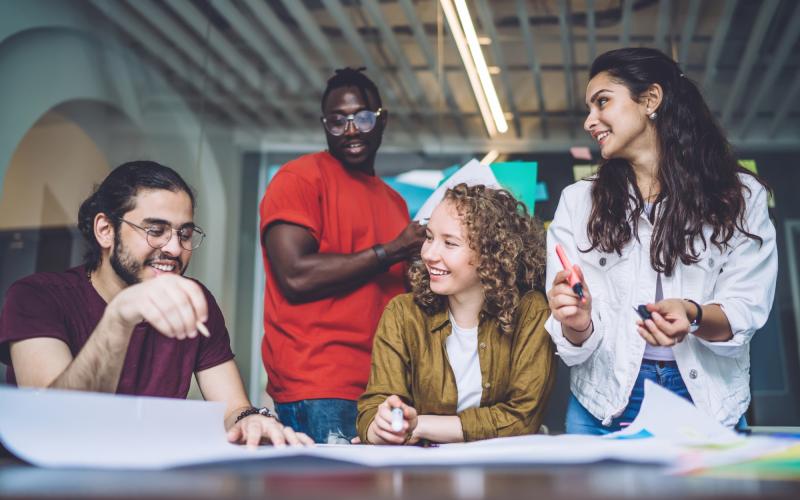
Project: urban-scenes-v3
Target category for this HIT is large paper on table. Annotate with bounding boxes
[0,383,795,471]
[0,386,679,470]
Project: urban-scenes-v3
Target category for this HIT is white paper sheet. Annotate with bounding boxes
[2,383,787,471]
[413,159,500,222]
[0,386,300,469]
[607,380,742,446]
[0,386,686,470]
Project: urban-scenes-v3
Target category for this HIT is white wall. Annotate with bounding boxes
[0,1,245,376]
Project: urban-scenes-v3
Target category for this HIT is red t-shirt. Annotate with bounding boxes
[259,151,410,403]
[0,266,234,397]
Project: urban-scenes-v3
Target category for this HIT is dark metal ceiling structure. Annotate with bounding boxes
[88,0,800,152]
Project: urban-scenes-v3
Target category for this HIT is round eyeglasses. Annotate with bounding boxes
[321,108,383,136]
[117,218,205,251]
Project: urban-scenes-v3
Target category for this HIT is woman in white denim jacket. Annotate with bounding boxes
[545,48,778,433]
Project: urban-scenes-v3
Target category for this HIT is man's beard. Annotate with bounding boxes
[110,232,184,286]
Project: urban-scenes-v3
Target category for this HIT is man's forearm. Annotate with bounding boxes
[277,248,388,303]
[49,314,133,393]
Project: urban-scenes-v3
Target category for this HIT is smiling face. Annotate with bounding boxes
[108,188,194,285]
[421,200,482,300]
[322,85,386,174]
[584,71,653,161]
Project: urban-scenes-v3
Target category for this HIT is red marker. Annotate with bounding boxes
[555,244,585,300]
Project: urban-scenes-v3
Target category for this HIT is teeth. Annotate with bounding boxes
[429,268,450,276]
[596,131,610,142]
[150,263,175,272]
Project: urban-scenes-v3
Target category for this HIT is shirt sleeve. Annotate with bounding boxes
[697,181,778,358]
[356,299,413,443]
[458,298,556,441]
[544,188,606,366]
[259,169,323,242]
[194,286,235,372]
[0,279,70,365]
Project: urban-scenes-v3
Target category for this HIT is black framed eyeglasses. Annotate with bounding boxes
[321,108,383,136]
[117,218,205,251]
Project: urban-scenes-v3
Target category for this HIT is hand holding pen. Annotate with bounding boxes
[547,244,594,343]
[366,394,418,445]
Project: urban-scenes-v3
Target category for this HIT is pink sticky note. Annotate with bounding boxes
[570,146,592,160]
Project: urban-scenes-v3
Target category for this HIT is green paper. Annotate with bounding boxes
[489,161,538,214]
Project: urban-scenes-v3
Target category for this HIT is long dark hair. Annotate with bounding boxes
[586,48,768,275]
[78,161,195,272]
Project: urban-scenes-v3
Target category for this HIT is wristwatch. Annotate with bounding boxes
[684,299,703,333]
[235,407,277,424]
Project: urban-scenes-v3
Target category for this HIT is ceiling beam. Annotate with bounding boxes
[620,0,633,47]
[211,0,317,94]
[738,3,800,137]
[474,0,521,138]
[238,0,326,92]
[161,0,305,127]
[93,0,265,128]
[585,0,597,63]
[678,0,700,65]
[721,0,780,127]
[768,70,800,138]
[396,0,467,138]
[654,0,671,54]
[515,0,548,138]
[361,0,429,108]
[701,0,737,99]
[277,0,344,71]
[557,0,577,138]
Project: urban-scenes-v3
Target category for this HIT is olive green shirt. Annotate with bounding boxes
[357,291,556,443]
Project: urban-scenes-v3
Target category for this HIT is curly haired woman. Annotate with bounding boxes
[356,183,556,445]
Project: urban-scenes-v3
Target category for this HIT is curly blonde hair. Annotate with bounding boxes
[408,183,546,334]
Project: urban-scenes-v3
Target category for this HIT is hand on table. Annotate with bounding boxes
[366,395,418,445]
[227,414,314,449]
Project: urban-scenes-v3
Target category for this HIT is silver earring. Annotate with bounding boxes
[648,111,657,120]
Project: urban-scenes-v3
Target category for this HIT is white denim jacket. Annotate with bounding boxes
[545,174,777,427]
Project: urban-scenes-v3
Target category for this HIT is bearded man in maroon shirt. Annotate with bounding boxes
[0,161,311,448]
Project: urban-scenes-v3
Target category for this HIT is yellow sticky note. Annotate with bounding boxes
[740,159,758,174]
[573,164,598,181]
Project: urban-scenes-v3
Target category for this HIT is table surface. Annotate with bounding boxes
[1,455,799,500]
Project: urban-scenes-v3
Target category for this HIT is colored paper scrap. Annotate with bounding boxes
[573,164,598,181]
[570,146,592,160]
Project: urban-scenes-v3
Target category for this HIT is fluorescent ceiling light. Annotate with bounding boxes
[440,0,497,136]
[480,149,500,165]
[451,0,508,135]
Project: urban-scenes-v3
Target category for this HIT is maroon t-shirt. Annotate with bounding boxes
[0,266,234,398]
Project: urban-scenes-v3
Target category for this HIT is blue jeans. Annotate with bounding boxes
[275,398,358,444]
[566,359,695,435]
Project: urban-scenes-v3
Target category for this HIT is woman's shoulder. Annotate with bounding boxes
[518,290,549,316]
[561,178,594,198]
[384,293,429,318]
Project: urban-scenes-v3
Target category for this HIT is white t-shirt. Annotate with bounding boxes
[446,312,483,413]
[642,203,675,362]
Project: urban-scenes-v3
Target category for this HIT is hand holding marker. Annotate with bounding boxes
[555,244,585,301]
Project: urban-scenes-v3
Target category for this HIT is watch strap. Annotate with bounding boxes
[684,298,703,333]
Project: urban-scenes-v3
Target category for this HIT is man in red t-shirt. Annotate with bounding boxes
[0,161,311,447]
[260,68,426,443]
